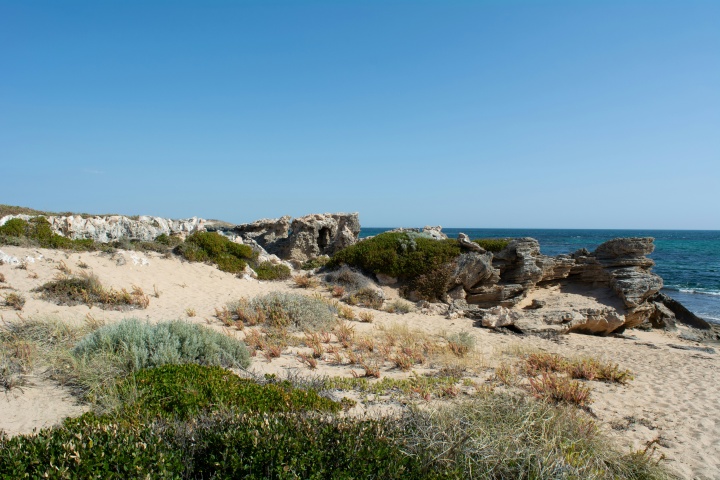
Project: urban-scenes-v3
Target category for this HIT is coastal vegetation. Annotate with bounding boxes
[0,308,672,479]
[35,272,151,310]
[328,231,461,279]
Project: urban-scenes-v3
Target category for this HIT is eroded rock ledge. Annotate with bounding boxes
[444,236,710,336]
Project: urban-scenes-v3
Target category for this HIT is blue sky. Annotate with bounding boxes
[1,1,718,229]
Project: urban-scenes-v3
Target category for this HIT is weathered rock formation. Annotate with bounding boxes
[446,234,701,335]
[225,213,361,265]
[0,214,204,243]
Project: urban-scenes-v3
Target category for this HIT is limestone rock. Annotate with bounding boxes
[232,213,360,264]
[451,252,498,290]
[0,214,204,243]
[387,226,447,240]
[232,216,292,248]
[480,306,520,328]
[457,233,485,253]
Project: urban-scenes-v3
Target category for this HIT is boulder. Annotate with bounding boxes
[451,252,498,290]
[376,272,398,285]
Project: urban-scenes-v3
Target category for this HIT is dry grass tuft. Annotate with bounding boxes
[34,272,150,310]
[293,274,319,289]
[358,311,374,323]
[528,373,592,407]
[3,292,26,310]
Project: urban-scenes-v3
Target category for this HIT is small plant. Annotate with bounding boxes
[385,299,413,314]
[185,308,196,317]
[298,353,318,369]
[447,331,475,357]
[153,284,161,298]
[331,286,345,298]
[528,373,592,407]
[334,321,355,347]
[232,292,337,332]
[293,274,319,289]
[254,261,291,281]
[359,311,374,323]
[338,304,355,320]
[393,352,414,371]
[358,358,382,378]
[77,261,89,269]
[0,273,5,283]
[35,272,150,310]
[347,287,384,309]
[215,306,232,326]
[56,260,72,274]
[4,292,25,310]
[494,363,517,386]
[73,319,251,372]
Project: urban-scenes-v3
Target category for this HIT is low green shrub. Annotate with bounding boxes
[234,292,336,331]
[119,364,340,420]
[329,232,461,280]
[0,410,438,480]
[472,238,510,253]
[0,414,185,479]
[154,233,183,248]
[0,218,27,237]
[73,319,250,372]
[411,262,455,301]
[0,217,96,251]
[254,261,291,280]
[176,231,255,273]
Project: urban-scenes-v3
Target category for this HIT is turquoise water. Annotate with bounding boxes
[360,228,720,323]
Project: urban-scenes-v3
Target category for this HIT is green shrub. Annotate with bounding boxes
[411,262,455,301]
[0,414,184,479]
[329,232,461,280]
[119,364,340,420]
[0,217,97,251]
[0,218,28,237]
[473,238,510,253]
[177,232,255,273]
[235,292,336,331]
[73,319,250,372]
[0,411,438,480]
[254,261,291,280]
[154,233,183,248]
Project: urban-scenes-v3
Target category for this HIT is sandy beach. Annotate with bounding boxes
[1,245,718,479]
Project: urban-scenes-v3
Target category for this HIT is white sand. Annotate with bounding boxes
[1,245,718,479]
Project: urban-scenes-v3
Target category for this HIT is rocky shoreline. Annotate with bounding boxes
[1,211,714,340]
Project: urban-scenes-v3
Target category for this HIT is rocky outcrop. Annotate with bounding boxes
[0,214,204,243]
[441,235,688,335]
[226,213,361,265]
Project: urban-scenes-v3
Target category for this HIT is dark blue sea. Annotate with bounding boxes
[360,228,720,324]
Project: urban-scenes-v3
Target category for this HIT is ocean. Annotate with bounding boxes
[360,228,720,324]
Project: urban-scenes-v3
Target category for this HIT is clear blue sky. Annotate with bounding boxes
[1,1,718,229]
